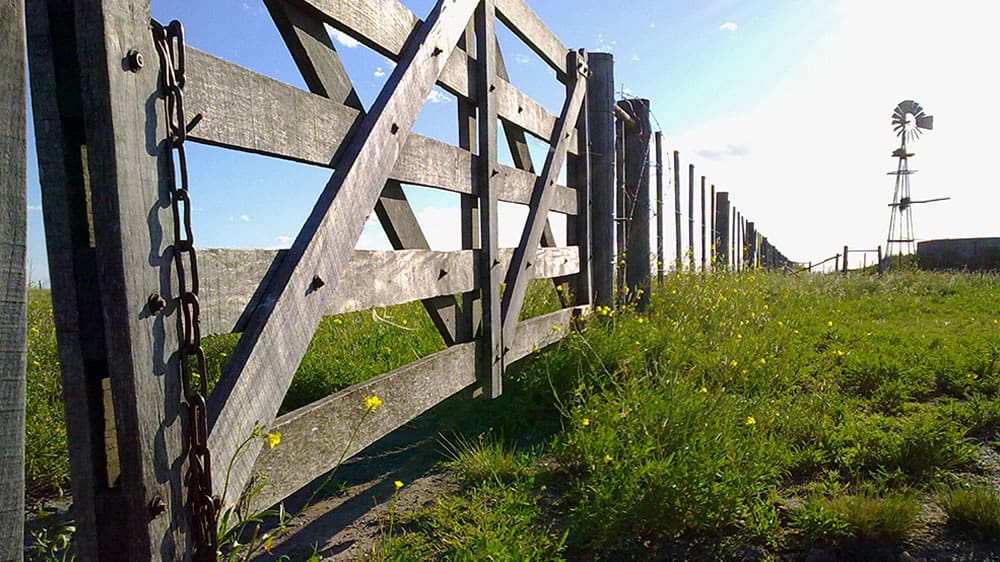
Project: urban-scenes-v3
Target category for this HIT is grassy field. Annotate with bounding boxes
[23,271,1000,560]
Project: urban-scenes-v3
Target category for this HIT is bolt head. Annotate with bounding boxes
[126,49,144,72]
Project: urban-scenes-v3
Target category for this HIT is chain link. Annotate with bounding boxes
[151,18,218,562]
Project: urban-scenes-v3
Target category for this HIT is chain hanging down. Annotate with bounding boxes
[151,19,218,561]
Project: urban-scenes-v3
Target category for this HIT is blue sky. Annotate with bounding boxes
[25,0,997,282]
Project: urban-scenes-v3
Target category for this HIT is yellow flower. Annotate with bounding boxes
[637,317,645,324]
[264,534,274,554]
[265,432,281,449]
[699,386,708,393]
[30,327,39,334]
[32,360,40,367]
[552,324,562,332]
[581,417,591,427]
[745,416,756,426]
[827,320,834,327]
[334,317,343,324]
[220,352,227,357]
[604,454,613,463]
[834,350,845,357]
[730,359,738,367]
[758,358,766,366]
[394,480,404,490]
[736,333,742,340]
[364,395,383,412]
[555,285,563,292]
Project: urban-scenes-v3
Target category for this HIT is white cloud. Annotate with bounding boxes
[719,22,739,32]
[330,29,360,48]
[239,214,252,222]
[514,53,531,65]
[596,33,617,53]
[631,54,640,62]
[426,87,452,104]
[374,66,385,77]
[271,235,293,249]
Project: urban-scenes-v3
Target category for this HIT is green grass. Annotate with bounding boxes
[938,485,1000,538]
[24,270,1000,558]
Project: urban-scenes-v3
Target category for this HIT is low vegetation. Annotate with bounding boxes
[23,270,1000,559]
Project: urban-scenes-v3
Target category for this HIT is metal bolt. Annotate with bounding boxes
[147,293,166,315]
[149,496,166,518]
[311,275,325,290]
[126,49,144,72]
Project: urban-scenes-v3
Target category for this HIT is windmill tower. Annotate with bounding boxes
[885,100,933,261]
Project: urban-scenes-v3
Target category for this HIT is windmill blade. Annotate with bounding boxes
[910,101,924,116]
[915,114,934,130]
[896,100,915,116]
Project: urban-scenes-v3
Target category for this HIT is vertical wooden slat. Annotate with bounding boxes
[672,150,681,272]
[0,1,27,558]
[587,53,614,307]
[700,176,706,272]
[458,21,479,344]
[476,0,502,397]
[715,191,730,270]
[654,131,663,283]
[709,183,716,268]
[614,116,626,305]
[567,51,592,307]
[687,164,694,272]
[622,99,650,310]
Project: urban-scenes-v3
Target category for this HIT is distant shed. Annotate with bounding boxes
[917,237,1000,271]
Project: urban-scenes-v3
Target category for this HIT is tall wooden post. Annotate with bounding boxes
[673,150,681,272]
[615,116,626,305]
[715,192,730,270]
[842,245,849,273]
[0,1,27,558]
[687,164,695,272]
[709,184,716,268]
[700,176,706,272]
[655,131,664,282]
[588,53,615,307]
[731,207,737,270]
[745,221,756,269]
[567,59,592,308]
[621,99,650,310]
[27,1,191,557]
[877,245,884,276]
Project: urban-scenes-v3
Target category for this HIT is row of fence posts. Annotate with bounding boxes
[801,246,885,275]
[605,95,796,313]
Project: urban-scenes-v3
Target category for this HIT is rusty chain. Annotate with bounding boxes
[151,19,218,561]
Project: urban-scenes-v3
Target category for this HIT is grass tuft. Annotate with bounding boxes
[939,485,1000,538]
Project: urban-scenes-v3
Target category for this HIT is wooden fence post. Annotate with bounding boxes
[620,99,650,310]
[0,1,27,558]
[673,150,681,272]
[615,115,626,305]
[27,1,192,557]
[588,53,614,306]
[687,164,695,272]
[709,184,716,268]
[700,176,706,272]
[715,191,730,270]
[655,131,664,283]
[745,221,756,269]
[843,245,849,274]
[877,245,884,276]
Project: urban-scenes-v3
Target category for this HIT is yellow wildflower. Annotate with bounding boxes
[333,317,342,324]
[32,360,40,367]
[265,432,281,449]
[827,320,834,327]
[394,480,404,490]
[364,395,383,412]
[30,327,39,334]
[699,386,708,393]
[834,350,844,357]
[604,454,613,463]
[730,359,738,367]
[637,317,645,324]
[581,417,591,427]
[264,535,274,554]
[745,416,756,426]
[758,357,766,365]
[555,285,563,292]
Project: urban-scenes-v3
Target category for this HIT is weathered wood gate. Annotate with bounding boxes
[25,0,615,559]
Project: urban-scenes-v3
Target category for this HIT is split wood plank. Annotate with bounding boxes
[198,247,581,337]
[494,0,570,82]
[206,0,480,509]
[475,0,503,398]
[24,2,105,557]
[0,0,27,558]
[245,305,586,513]
[500,51,587,349]
[265,0,459,345]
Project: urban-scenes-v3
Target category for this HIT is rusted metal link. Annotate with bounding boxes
[152,17,218,560]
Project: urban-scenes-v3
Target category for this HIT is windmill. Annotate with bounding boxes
[885,100,944,263]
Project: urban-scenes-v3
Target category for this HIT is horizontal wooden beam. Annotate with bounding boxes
[198,246,581,336]
[183,49,576,210]
[244,304,586,512]
[495,0,570,81]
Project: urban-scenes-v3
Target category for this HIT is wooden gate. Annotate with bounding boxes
[26,0,614,558]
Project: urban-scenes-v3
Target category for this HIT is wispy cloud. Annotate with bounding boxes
[720,22,738,32]
[239,214,252,222]
[696,144,751,161]
[427,87,452,104]
[596,32,616,53]
[271,235,293,249]
[514,53,531,65]
[330,29,360,48]
[631,54,640,62]
[374,66,386,77]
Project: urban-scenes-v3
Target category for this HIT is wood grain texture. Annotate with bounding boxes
[0,1,27,558]
[500,52,587,349]
[475,0,503,398]
[587,53,615,307]
[198,247,580,336]
[73,0,189,558]
[24,2,104,557]
[266,1,459,345]
[245,304,586,512]
[494,0,569,81]
[206,0,479,509]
